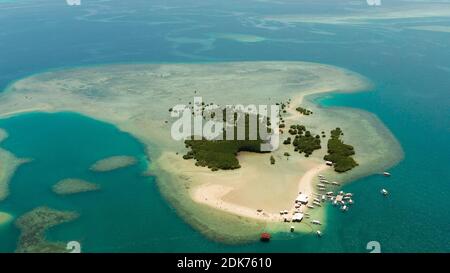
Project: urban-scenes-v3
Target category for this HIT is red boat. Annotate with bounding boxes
[260,232,271,242]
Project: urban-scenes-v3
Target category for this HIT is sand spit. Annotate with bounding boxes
[0,62,403,243]
[0,211,13,225]
[90,155,137,172]
[52,178,100,195]
[0,128,31,201]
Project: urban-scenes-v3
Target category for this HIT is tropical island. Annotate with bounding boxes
[0,62,403,244]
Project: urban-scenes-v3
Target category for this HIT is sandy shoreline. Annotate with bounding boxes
[191,163,330,222]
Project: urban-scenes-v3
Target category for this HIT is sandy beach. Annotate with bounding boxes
[191,163,330,222]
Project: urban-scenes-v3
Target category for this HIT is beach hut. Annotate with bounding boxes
[292,212,304,222]
[295,193,309,204]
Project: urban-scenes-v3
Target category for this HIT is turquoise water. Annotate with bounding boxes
[0,0,449,252]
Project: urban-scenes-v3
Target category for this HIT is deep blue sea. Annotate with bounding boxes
[0,0,449,252]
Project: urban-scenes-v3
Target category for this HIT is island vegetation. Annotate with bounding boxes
[295,106,313,115]
[286,124,321,157]
[15,207,79,253]
[52,178,100,195]
[184,138,264,171]
[324,128,358,172]
[183,109,270,171]
[270,155,276,165]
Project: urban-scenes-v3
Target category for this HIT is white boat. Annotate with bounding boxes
[341,205,348,211]
[317,184,325,187]
[348,199,354,205]
[326,191,334,195]
[318,188,326,191]
[307,205,314,209]
[383,172,391,177]
[313,198,320,202]
[381,189,389,196]
[344,193,353,197]
[316,230,322,237]
[313,201,322,207]
[339,191,344,195]
[321,195,326,201]
[311,220,321,225]
[333,200,337,206]
[331,181,340,186]
[343,196,351,201]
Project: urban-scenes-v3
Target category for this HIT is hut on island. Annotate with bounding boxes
[292,212,304,222]
[295,193,309,204]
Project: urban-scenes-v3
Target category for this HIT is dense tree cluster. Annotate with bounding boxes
[295,106,313,115]
[182,111,270,171]
[184,138,264,171]
[285,124,321,157]
[324,128,358,172]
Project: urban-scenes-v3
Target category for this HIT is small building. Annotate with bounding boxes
[292,212,304,222]
[295,193,309,204]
